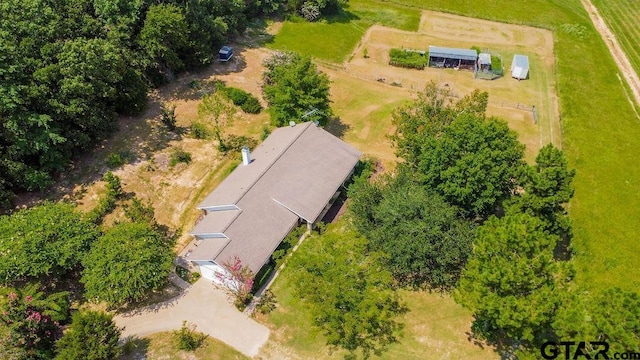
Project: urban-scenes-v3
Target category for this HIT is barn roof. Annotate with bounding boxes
[428,46,478,61]
[189,122,362,273]
[512,54,529,69]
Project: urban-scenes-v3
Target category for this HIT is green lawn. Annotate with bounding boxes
[262,222,498,359]
[121,331,248,360]
[270,0,640,290]
[266,1,420,63]
[592,0,640,77]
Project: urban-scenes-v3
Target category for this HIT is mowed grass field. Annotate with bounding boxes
[259,222,499,360]
[269,0,640,291]
[592,0,640,78]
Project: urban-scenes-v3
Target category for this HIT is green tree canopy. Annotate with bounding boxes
[416,114,525,218]
[81,222,174,307]
[290,227,405,358]
[262,52,332,126]
[349,175,474,290]
[456,213,573,349]
[553,288,640,354]
[0,202,99,283]
[138,4,188,79]
[55,310,122,360]
[509,144,575,237]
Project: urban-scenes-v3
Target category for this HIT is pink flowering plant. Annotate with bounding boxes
[215,256,255,311]
[0,289,63,359]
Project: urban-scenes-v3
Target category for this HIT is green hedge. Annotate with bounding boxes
[220,87,263,114]
[389,48,427,69]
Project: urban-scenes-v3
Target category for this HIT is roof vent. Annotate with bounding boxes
[289,121,296,127]
[314,120,320,127]
[241,146,252,165]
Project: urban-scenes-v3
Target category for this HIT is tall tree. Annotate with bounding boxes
[0,202,99,283]
[417,114,525,218]
[290,228,405,358]
[509,144,575,237]
[198,92,237,152]
[262,52,332,126]
[350,175,475,290]
[81,222,174,307]
[456,213,573,350]
[55,310,122,360]
[138,4,188,81]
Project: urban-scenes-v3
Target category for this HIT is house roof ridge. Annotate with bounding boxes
[233,122,313,205]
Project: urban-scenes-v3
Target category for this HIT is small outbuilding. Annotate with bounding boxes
[511,54,529,80]
[219,46,234,62]
[478,53,492,71]
[428,46,478,71]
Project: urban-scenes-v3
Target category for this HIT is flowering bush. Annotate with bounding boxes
[215,256,255,311]
[0,290,62,359]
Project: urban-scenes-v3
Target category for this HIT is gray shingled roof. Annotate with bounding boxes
[189,122,362,273]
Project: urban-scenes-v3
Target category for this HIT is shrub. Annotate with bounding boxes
[389,48,427,69]
[240,96,262,114]
[190,121,212,139]
[225,135,258,155]
[471,46,482,54]
[256,290,277,315]
[300,1,321,21]
[174,321,207,351]
[105,152,125,168]
[161,103,177,131]
[55,311,121,360]
[169,148,192,167]
[86,171,124,224]
[220,87,263,114]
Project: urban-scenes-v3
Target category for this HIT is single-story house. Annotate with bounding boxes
[186,121,362,282]
[511,54,529,80]
[219,46,233,62]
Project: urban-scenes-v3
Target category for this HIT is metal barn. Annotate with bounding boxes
[428,46,478,71]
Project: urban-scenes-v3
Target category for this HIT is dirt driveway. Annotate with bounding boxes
[114,278,270,358]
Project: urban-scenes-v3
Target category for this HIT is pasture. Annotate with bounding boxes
[269,0,640,290]
[592,0,640,78]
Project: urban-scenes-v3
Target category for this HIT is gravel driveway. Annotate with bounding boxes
[114,278,270,357]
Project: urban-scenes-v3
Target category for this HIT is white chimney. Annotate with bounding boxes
[241,146,251,165]
[289,121,296,127]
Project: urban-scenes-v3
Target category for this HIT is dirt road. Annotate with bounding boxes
[581,0,640,107]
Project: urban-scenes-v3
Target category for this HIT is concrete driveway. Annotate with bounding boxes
[114,278,270,357]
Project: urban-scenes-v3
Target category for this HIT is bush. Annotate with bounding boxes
[256,289,277,315]
[240,96,262,114]
[389,48,427,69]
[174,321,207,351]
[190,121,212,139]
[225,135,258,155]
[106,152,125,168]
[220,87,262,114]
[170,148,192,167]
[86,171,124,224]
[161,103,177,131]
[55,311,121,360]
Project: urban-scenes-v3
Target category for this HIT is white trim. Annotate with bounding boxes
[271,198,309,222]
[197,204,240,211]
[191,232,229,239]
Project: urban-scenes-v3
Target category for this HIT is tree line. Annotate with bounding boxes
[0,0,323,209]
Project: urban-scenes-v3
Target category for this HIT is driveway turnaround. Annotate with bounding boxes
[114,278,270,357]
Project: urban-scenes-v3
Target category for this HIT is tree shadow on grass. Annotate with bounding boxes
[325,116,352,139]
[324,9,361,24]
[120,336,150,360]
